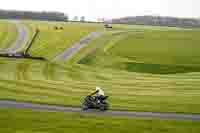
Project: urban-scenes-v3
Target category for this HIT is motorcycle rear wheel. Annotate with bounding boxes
[82,103,89,111]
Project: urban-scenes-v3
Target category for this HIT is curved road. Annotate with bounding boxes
[0,20,29,53]
[54,31,131,62]
[0,100,200,121]
[54,32,102,61]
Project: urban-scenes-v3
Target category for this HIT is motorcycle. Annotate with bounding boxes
[82,95,109,111]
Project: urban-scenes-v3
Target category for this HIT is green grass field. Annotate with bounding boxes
[79,29,200,74]
[0,20,200,132]
[24,21,103,60]
[1,109,200,133]
[0,58,200,114]
[0,22,200,114]
[0,21,17,49]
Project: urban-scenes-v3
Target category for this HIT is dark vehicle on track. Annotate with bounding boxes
[104,24,112,29]
[82,95,109,111]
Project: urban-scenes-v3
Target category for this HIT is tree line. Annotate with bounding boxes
[111,16,200,28]
[0,9,68,21]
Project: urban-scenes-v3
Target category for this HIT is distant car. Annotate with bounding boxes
[104,24,112,29]
[54,26,58,30]
[54,26,64,30]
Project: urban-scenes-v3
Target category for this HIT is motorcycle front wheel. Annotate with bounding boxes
[99,103,109,111]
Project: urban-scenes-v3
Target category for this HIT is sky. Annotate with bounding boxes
[1,0,200,21]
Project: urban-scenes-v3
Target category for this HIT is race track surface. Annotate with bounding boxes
[6,21,29,53]
[54,32,102,61]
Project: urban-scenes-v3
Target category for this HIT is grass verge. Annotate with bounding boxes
[0,21,18,49]
[0,109,200,133]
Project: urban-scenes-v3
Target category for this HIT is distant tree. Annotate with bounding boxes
[80,16,85,22]
[0,9,68,22]
[97,18,103,23]
[73,16,79,21]
[64,14,69,21]
[111,16,200,28]
[101,18,105,23]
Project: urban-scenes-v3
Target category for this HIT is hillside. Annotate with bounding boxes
[0,22,199,114]
[79,29,200,74]
[111,16,200,28]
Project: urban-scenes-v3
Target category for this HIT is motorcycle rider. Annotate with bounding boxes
[90,87,105,103]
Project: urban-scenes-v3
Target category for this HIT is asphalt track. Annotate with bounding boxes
[54,32,102,61]
[0,100,200,121]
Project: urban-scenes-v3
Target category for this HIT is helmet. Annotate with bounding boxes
[96,86,101,91]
